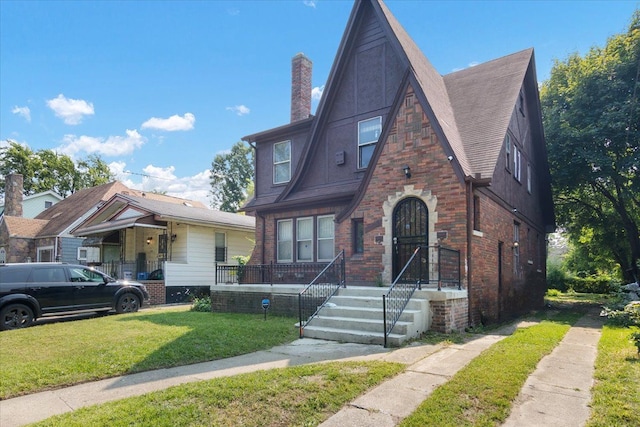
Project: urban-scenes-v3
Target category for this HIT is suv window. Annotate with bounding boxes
[0,267,30,283]
[31,267,66,283]
[69,267,106,283]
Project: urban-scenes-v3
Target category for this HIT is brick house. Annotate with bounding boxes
[237,0,554,334]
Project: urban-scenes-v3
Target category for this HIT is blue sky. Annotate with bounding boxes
[1,0,638,207]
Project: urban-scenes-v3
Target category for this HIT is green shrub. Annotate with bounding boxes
[546,289,562,297]
[601,301,640,327]
[566,275,618,294]
[546,263,568,291]
[191,296,212,312]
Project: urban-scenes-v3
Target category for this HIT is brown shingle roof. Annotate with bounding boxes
[3,216,49,238]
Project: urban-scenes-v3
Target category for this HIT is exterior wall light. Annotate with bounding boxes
[146,237,153,245]
[403,165,411,178]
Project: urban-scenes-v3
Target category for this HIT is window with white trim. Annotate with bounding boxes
[317,215,335,261]
[277,220,293,262]
[273,140,291,184]
[358,116,382,169]
[296,217,313,262]
[513,145,521,182]
[527,163,532,193]
[505,134,511,171]
[215,232,226,262]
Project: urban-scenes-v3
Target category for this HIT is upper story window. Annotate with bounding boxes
[527,163,532,193]
[358,116,382,169]
[505,134,511,172]
[273,140,291,184]
[215,232,226,263]
[513,145,522,182]
[44,201,53,209]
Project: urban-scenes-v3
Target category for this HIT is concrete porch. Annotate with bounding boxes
[210,284,468,346]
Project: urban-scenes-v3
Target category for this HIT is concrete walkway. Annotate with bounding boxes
[0,309,603,427]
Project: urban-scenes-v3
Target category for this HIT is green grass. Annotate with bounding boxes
[545,290,614,307]
[30,361,405,427]
[586,324,640,426]
[399,310,582,427]
[0,306,299,399]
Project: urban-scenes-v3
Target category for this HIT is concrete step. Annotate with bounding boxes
[301,325,407,347]
[321,305,420,323]
[309,315,414,335]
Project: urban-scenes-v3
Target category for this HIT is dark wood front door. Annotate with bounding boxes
[392,197,428,281]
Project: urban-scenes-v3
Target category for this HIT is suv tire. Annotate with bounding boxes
[1,303,34,331]
[116,293,140,313]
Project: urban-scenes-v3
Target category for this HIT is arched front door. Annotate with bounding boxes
[392,197,428,282]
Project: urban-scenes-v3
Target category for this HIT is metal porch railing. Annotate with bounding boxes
[383,245,461,347]
[216,262,330,285]
[298,250,346,338]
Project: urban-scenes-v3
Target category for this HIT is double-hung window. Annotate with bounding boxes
[296,217,313,262]
[358,117,382,169]
[505,135,511,171]
[513,145,521,181]
[215,232,226,262]
[277,220,293,262]
[317,215,335,261]
[273,140,291,184]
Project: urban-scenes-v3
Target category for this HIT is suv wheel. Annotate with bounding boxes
[116,293,140,313]
[1,304,34,331]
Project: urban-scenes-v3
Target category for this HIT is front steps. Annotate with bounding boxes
[300,286,430,347]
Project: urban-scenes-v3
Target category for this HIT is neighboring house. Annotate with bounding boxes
[240,0,554,329]
[0,174,253,304]
[0,190,62,218]
[72,193,255,304]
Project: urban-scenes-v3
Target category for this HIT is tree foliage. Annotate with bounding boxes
[0,140,114,198]
[210,141,254,212]
[540,10,640,282]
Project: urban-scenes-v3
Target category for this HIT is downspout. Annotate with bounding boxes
[465,177,473,327]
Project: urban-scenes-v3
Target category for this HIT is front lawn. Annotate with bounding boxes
[0,306,298,399]
[31,361,405,427]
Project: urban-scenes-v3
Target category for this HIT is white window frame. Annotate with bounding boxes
[513,144,521,182]
[273,140,291,184]
[215,232,226,263]
[296,217,313,262]
[527,163,532,193]
[358,116,382,169]
[505,134,511,171]
[277,219,293,263]
[37,246,55,262]
[317,215,335,261]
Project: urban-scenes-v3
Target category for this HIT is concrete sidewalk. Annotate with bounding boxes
[0,310,603,427]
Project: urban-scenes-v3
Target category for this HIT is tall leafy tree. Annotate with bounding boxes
[210,141,254,212]
[0,140,114,198]
[540,11,640,282]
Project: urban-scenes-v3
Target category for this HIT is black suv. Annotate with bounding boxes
[0,263,150,331]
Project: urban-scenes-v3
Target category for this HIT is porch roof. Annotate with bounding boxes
[74,216,165,236]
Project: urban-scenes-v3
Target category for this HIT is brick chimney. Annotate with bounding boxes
[4,174,24,217]
[291,53,312,122]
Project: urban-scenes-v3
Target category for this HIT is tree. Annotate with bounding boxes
[540,10,640,282]
[210,141,254,212]
[0,140,114,198]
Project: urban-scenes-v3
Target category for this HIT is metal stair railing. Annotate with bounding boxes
[383,246,423,348]
[298,250,345,338]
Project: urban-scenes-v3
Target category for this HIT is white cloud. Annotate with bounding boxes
[141,113,195,131]
[312,85,324,101]
[227,8,240,16]
[303,1,317,8]
[46,94,94,125]
[58,129,146,157]
[111,162,213,207]
[226,105,250,116]
[12,106,31,122]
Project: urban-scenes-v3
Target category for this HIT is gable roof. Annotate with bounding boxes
[73,193,254,237]
[243,0,549,219]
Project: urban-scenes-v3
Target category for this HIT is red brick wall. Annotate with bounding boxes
[144,281,166,306]
[430,298,469,333]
